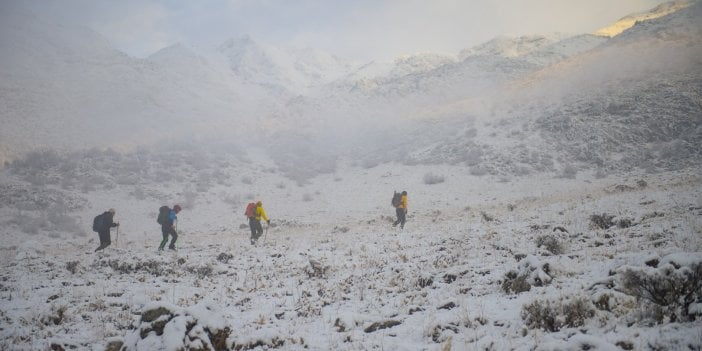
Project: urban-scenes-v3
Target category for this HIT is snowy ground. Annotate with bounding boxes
[0,158,701,350]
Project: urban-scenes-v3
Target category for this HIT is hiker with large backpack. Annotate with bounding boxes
[245,201,269,245]
[391,191,408,229]
[93,208,120,252]
[157,204,182,251]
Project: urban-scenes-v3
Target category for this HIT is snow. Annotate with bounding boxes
[0,153,701,350]
[1,1,701,350]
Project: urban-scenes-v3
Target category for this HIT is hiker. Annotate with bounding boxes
[392,191,408,229]
[159,204,182,251]
[246,201,269,244]
[93,208,119,251]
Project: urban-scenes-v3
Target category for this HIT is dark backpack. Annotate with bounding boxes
[391,192,402,208]
[157,206,170,225]
[244,202,256,218]
[92,213,105,232]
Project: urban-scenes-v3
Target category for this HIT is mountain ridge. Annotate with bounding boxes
[0,1,699,178]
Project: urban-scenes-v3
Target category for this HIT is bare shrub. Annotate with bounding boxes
[502,255,552,295]
[502,271,531,294]
[423,173,445,185]
[42,305,67,326]
[66,261,79,274]
[481,212,495,222]
[589,213,615,230]
[535,234,564,255]
[417,276,433,289]
[521,297,594,332]
[187,265,214,278]
[618,262,702,322]
[217,253,234,263]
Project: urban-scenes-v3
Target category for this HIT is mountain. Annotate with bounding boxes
[0,14,266,164]
[594,0,694,37]
[0,0,699,179]
[1,2,701,349]
[446,0,702,176]
[217,35,358,95]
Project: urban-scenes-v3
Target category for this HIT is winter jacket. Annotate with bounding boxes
[97,212,118,232]
[166,209,177,226]
[255,205,269,222]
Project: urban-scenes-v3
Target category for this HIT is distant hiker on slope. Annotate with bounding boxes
[158,204,182,251]
[392,191,408,229]
[93,208,120,252]
[245,201,269,245]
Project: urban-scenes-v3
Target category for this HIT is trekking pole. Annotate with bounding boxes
[263,222,269,243]
[116,225,119,245]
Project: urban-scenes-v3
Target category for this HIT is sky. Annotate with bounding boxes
[7,0,668,61]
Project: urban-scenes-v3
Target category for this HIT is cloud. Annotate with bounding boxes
[7,0,668,60]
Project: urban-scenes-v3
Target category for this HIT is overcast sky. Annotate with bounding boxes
[10,0,667,61]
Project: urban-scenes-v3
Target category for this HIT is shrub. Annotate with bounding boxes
[66,261,79,274]
[589,213,615,230]
[502,271,531,294]
[521,297,595,332]
[618,261,702,322]
[41,305,67,326]
[217,253,234,263]
[502,255,553,294]
[535,234,564,255]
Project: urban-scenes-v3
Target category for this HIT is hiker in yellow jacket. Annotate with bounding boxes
[392,191,408,229]
[249,201,269,244]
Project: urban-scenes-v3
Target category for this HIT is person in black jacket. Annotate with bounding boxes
[95,208,120,252]
[159,204,182,251]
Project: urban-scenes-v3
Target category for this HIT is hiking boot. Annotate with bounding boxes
[168,246,177,251]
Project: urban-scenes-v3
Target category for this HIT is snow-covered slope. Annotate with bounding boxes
[2,1,697,177]
[594,0,694,37]
[0,11,265,163]
[1,1,701,350]
[217,35,358,95]
[415,1,702,178]
[0,145,700,350]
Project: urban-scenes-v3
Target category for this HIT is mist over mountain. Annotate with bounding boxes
[1,1,700,181]
[1,3,702,350]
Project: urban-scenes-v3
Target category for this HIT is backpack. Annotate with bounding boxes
[92,213,105,232]
[391,192,402,208]
[157,206,170,225]
[244,202,256,218]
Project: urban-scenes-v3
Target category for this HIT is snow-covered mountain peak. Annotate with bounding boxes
[458,34,567,60]
[611,0,702,43]
[594,0,694,37]
[388,52,457,77]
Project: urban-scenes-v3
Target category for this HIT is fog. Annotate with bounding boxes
[1,2,701,183]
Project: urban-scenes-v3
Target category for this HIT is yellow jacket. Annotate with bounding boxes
[256,205,269,222]
[398,195,408,209]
